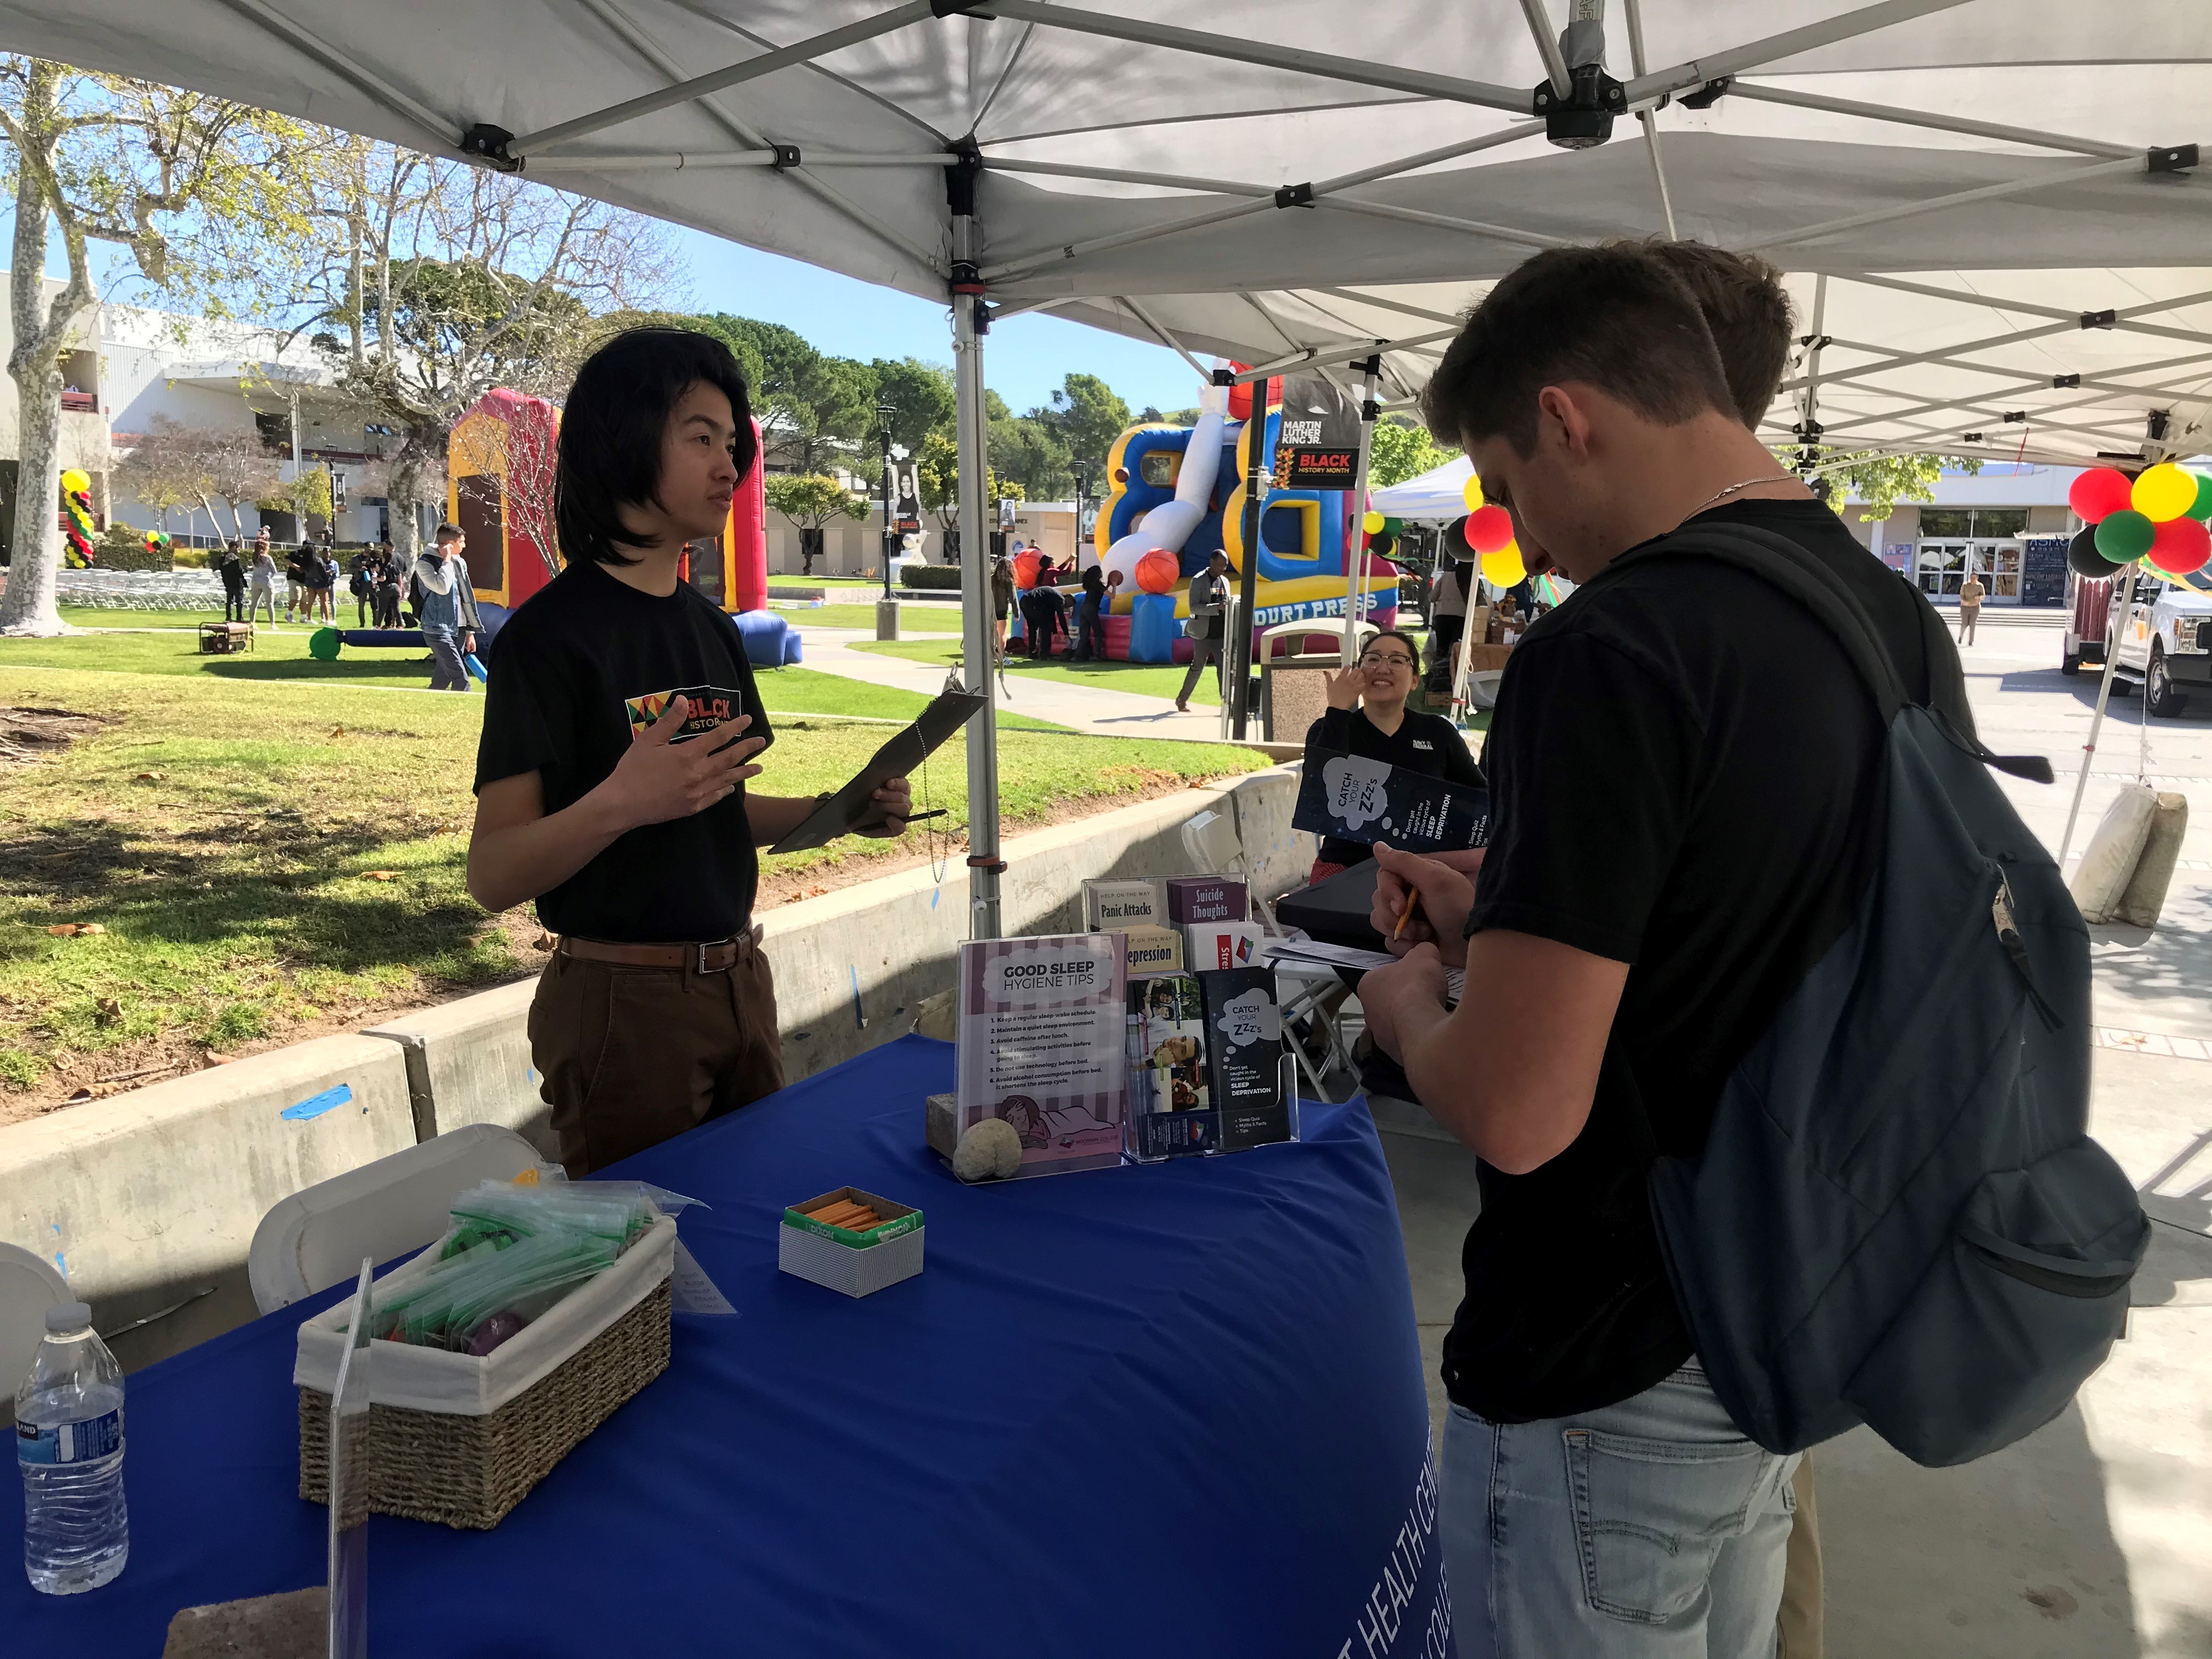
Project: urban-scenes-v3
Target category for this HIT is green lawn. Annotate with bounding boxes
[0,664,1269,1101]
[854,636,1225,706]
[774,602,966,633]
[15,610,1051,727]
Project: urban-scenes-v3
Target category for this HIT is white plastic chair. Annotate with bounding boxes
[0,1242,70,1407]
[247,1124,544,1314]
[1180,807,1246,881]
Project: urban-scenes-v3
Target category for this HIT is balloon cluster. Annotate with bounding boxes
[59,467,95,568]
[2066,463,2211,581]
[1454,473,1526,586]
[1357,509,1402,562]
[143,528,171,555]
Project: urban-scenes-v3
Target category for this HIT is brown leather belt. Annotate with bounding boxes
[556,926,762,974]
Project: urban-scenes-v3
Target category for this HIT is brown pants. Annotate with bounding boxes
[1778,1454,1824,1658]
[527,938,784,1176]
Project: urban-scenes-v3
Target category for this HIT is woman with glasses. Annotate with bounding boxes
[1305,629,1483,883]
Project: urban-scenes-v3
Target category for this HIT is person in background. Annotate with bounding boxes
[990,553,1014,658]
[1428,552,1471,692]
[308,542,337,623]
[245,540,278,625]
[467,326,912,1175]
[413,523,482,691]
[282,539,309,623]
[216,539,247,623]
[349,544,381,626]
[1071,565,1108,661]
[374,541,403,628]
[1028,568,1066,659]
[1957,568,1984,645]
[1175,551,1229,712]
[1303,629,1482,884]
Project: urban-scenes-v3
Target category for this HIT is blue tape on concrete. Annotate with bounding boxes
[281,1083,353,1121]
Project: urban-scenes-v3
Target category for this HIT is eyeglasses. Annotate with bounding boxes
[1358,653,1416,669]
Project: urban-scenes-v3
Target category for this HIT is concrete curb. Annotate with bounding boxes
[0,1036,415,1371]
[2,765,1313,1369]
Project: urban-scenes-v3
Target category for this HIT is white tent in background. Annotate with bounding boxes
[1370,458,1477,521]
[10,0,2207,930]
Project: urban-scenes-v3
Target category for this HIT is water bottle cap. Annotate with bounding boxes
[45,1301,91,1334]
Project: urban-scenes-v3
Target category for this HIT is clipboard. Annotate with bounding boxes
[766,687,988,854]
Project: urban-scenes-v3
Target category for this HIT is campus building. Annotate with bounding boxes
[1834,462,2083,607]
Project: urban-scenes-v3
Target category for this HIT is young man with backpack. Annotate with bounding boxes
[1356,246,2140,1657]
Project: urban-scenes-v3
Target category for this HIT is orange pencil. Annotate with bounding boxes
[1391,890,1423,942]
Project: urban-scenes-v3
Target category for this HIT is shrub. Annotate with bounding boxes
[899,563,963,591]
[93,527,174,571]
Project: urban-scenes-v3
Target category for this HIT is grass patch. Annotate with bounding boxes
[855,636,1224,705]
[774,602,966,633]
[0,664,1268,1097]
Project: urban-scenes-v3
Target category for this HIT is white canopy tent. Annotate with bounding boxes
[11,0,2208,932]
[1371,457,1477,521]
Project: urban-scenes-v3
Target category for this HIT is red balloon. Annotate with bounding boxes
[1135,549,1180,593]
[2068,467,2134,524]
[1464,504,1515,554]
[2149,513,2211,575]
[1012,550,1041,589]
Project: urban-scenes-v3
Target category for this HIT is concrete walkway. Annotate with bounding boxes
[1363,610,2212,1657]
[793,622,1238,742]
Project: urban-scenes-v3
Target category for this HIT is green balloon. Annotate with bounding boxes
[2095,509,2155,563]
[2188,472,2212,522]
[308,627,342,661]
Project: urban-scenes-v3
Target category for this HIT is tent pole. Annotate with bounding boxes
[1118,297,1212,380]
[1748,154,2153,253]
[1343,356,1382,667]
[1622,0,1680,238]
[1796,274,1829,465]
[2058,567,2140,865]
[1623,0,1977,104]
[1727,81,2134,160]
[950,181,1002,941]
[212,0,453,147]
[1230,375,1268,742]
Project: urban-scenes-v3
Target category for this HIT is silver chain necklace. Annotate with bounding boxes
[1684,472,1798,519]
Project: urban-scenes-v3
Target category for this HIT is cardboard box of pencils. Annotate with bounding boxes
[778,1187,925,1298]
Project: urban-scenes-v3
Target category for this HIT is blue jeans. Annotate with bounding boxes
[425,627,470,691]
[1441,1361,1799,1658]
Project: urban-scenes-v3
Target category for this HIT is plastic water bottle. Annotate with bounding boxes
[16,1301,127,1594]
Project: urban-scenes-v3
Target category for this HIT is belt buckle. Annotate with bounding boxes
[696,940,714,975]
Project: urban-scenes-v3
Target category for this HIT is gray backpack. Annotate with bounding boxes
[1610,524,2147,1466]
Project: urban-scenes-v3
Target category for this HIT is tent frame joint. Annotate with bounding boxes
[1274,182,1316,210]
[1533,65,1626,149]
[1679,76,1731,109]
[2148,144,2199,174]
[459,123,518,170]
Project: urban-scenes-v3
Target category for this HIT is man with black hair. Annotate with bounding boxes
[1354,244,1953,1656]
[413,524,481,691]
[467,328,912,1176]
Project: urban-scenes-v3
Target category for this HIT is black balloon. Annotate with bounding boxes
[2066,525,2114,579]
[1370,532,1396,559]
[1443,514,1470,554]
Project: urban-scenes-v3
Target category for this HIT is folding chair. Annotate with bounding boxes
[247,1124,544,1313]
[0,1242,69,1410]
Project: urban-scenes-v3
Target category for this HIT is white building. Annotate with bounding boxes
[1835,462,2084,607]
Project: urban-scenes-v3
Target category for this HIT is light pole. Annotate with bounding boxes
[1070,458,1092,567]
[875,400,900,641]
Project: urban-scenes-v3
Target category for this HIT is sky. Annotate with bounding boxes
[16,207,1200,421]
[672,225,1195,416]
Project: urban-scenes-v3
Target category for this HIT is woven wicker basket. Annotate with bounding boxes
[300,1280,672,1530]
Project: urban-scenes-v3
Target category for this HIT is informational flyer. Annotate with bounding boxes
[1126,974,1217,1160]
[1203,967,1292,1152]
[1293,748,1489,852]
[956,934,1128,1176]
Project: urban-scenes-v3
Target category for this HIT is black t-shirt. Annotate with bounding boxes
[472,558,774,944]
[1304,706,1484,868]
[1443,498,1945,1424]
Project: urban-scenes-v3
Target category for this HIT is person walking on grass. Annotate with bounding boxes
[217,539,247,624]
[374,541,403,628]
[246,540,278,625]
[411,523,482,691]
[349,544,381,626]
[991,552,1014,659]
[282,538,308,623]
[1958,569,1984,645]
[1175,551,1230,711]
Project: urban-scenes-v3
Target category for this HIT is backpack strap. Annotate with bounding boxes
[1606,523,2053,784]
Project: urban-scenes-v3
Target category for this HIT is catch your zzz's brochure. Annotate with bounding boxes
[1293,748,1489,853]
[954,934,1128,1177]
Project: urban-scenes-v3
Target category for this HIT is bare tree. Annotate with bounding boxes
[448,393,559,581]
[0,58,321,634]
[110,416,205,537]
[296,137,678,562]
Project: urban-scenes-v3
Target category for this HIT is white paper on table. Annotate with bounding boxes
[670,1238,737,1317]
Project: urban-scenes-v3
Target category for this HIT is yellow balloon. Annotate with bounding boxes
[58,467,89,495]
[2132,462,2197,523]
[1481,545,1526,588]
[1461,473,1485,512]
[1361,510,1386,534]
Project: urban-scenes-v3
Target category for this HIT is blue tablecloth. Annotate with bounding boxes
[4,1036,1452,1657]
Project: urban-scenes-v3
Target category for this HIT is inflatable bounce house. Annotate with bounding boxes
[447,387,800,667]
[1015,361,1398,662]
